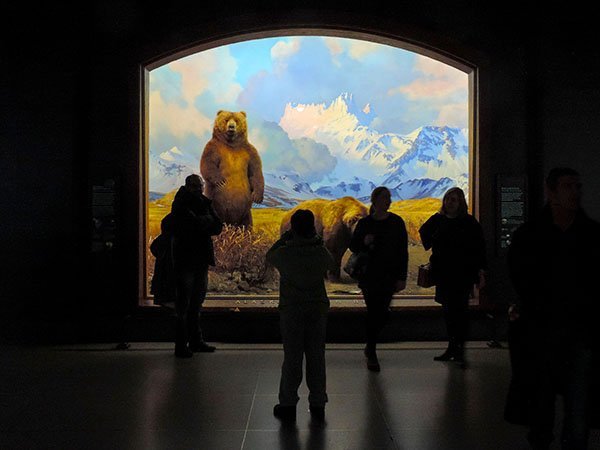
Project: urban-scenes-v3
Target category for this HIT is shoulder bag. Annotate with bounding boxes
[343,251,369,280]
[417,263,435,288]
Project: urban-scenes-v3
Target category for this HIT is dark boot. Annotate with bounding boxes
[189,331,215,353]
[364,345,381,372]
[273,404,296,421]
[309,405,325,422]
[453,344,467,368]
[190,341,216,353]
[175,318,192,358]
[187,312,215,352]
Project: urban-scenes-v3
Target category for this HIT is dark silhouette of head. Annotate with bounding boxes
[369,186,392,215]
[440,187,468,217]
[545,167,581,211]
[185,174,204,194]
[290,209,316,238]
[546,167,579,190]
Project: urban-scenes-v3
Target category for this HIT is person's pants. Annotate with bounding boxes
[441,294,470,355]
[527,345,593,450]
[362,285,394,352]
[175,265,208,347]
[278,304,328,407]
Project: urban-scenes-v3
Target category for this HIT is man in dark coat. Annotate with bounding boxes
[506,167,600,449]
[168,174,223,358]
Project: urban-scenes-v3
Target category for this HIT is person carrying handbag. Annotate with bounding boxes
[349,186,408,372]
[169,174,223,358]
[419,187,486,368]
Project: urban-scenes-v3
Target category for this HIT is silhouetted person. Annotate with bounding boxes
[507,167,600,449]
[169,174,223,358]
[349,186,408,372]
[267,209,335,422]
[419,187,486,367]
[150,213,177,307]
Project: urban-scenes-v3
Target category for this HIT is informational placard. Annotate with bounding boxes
[92,179,117,252]
[497,175,527,253]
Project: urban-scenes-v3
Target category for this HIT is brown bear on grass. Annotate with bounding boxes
[200,110,264,227]
[280,197,368,280]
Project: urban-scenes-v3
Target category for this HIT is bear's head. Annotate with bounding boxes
[213,110,248,144]
[340,197,369,231]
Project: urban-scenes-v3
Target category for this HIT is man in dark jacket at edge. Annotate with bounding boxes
[506,167,600,449]
[167,174,223,358]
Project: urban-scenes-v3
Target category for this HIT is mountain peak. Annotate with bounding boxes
[279,92,378,142]
[332,93,374,126]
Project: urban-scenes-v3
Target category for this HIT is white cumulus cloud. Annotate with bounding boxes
[388,54,468,100]
[168,47,242,105]
[323,37,343,56]
[271,38,302,73]
[149,90,213,140]
[434,103,468,128]
[348,40,380,60]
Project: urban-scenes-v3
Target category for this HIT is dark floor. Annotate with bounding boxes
[1,342,598,449]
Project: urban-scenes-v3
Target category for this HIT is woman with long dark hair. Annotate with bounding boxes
[349,187,408,372]
[419,187,486,367]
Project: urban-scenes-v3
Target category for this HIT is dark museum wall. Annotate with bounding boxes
[2,2,599,343]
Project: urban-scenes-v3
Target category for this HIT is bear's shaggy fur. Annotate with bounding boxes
[200,110,264,227]
[280,197,368,280]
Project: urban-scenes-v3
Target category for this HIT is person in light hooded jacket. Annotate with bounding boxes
[266,209,335,422]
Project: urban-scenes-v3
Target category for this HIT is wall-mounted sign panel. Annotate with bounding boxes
[92,179,117,253]
[496,175,527,254]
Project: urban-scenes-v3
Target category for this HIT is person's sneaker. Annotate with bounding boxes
[273,404,296,421]
[309,405,325,422]
[174,345,193,358]
[190,342,216,353]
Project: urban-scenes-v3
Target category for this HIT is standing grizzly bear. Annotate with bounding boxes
[200,110,264,227]
[280,197,368,280]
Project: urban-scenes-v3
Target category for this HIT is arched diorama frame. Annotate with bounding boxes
[138,27,480,310]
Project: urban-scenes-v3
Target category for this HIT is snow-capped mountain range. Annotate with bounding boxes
[148,146,199,196]
[149,93,469,207]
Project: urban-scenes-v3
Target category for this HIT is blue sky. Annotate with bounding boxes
[148,35,469,185]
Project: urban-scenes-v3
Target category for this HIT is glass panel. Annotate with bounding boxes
[146,36,470,304]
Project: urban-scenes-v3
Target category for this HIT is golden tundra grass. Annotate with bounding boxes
[146,194,441,294]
